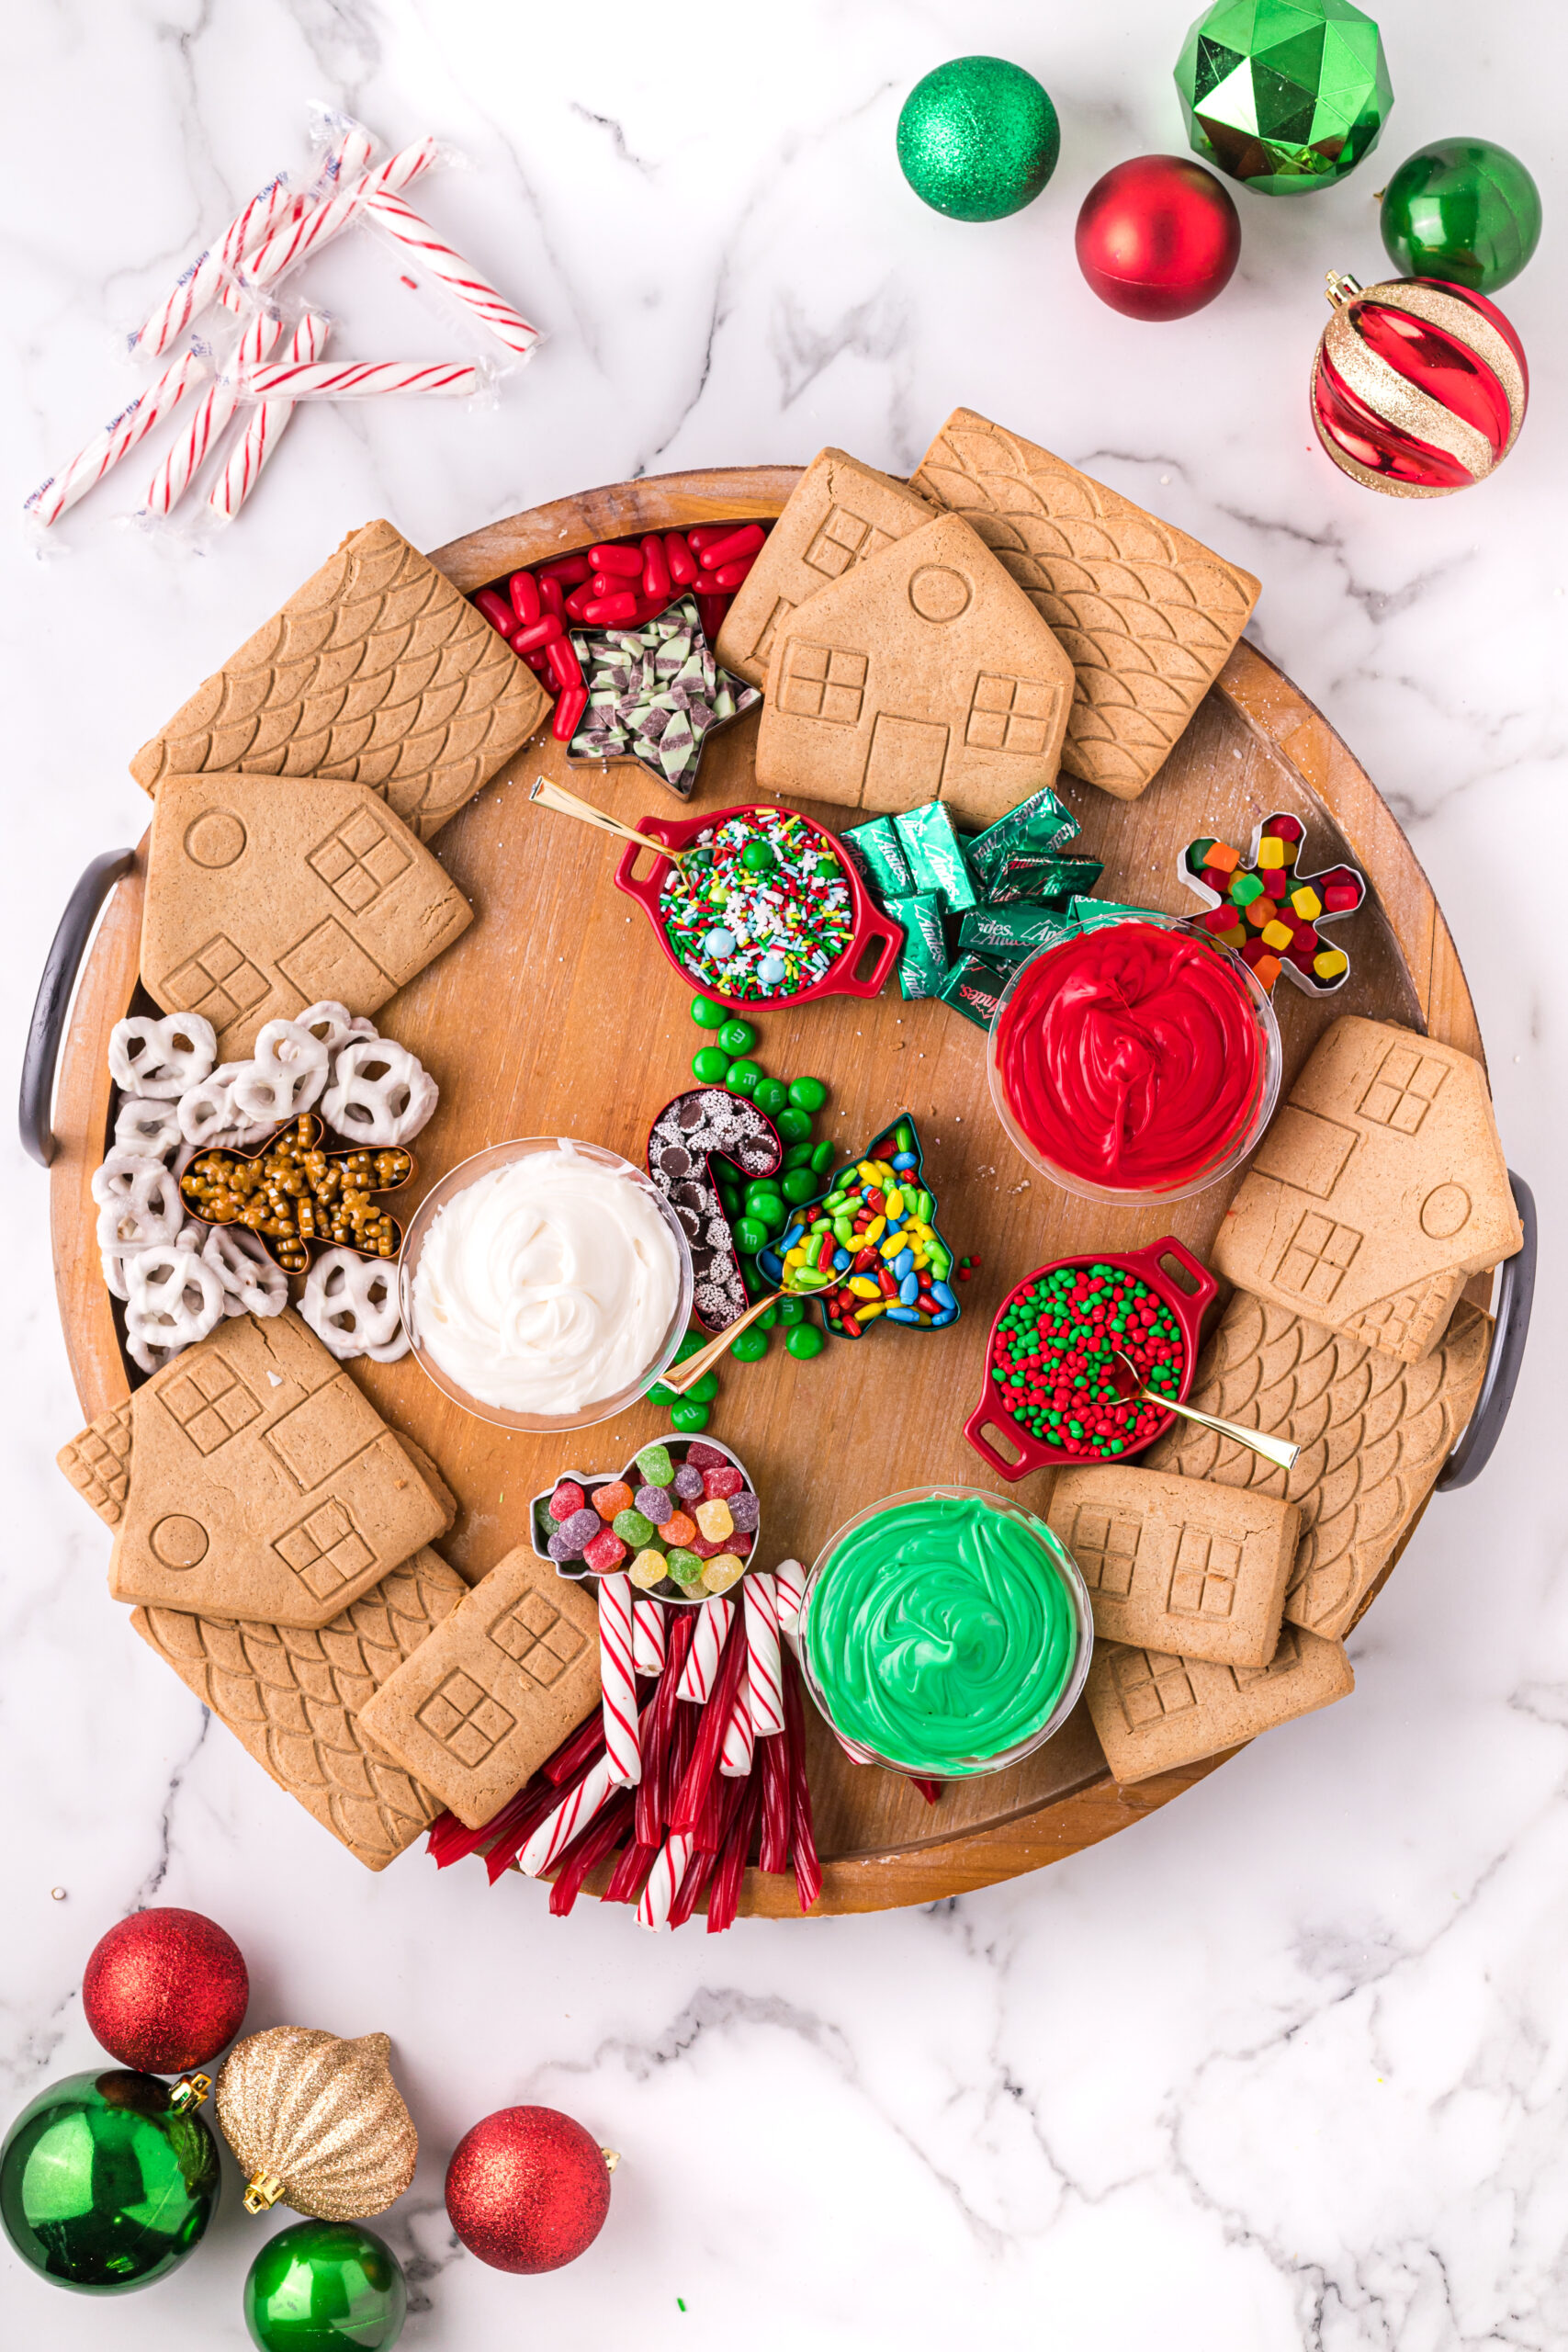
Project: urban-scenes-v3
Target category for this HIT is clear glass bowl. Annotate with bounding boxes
[986,910,1283,1207]
[797,1484,1094,1781]
[398,1137,694,1435]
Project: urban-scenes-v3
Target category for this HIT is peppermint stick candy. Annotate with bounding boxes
[129,172,300,356]
[229,359,484,399]
[365,188,542,356]
[143,307,283,516]
[637,1831,694,1931]
[743,1572,784,1737]
[239,138,440,291]
[631,1597,667,1679]
[719,1667,756,1778]
[211,123,373,321]
[518,1753,615,1878]
[597,1574,640,1788]
[676,1596,734,1702]
[207,309,329,524]
[773,1559,806,1634]
[27,348,213,528]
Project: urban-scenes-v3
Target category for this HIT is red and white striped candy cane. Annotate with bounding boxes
[637,1830,694,1930]
[518,1753,615,1877]
[743,1573,784,1737]
[27,348,213,528]
[207,309,329,525]
[631,1597,666,1679]
[676,1596,734,1702]
[143,308,283,516]
[229,358,483,399]
[597,1574,640,1788]
[773,1559,806,1632]
[211,123,374,322]
[129,173,300,357]
[719,1664,756,1777]
[239,138,440,292]
[365,189,542,357]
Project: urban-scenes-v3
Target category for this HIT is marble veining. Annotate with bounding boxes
[2,2,1562,2346]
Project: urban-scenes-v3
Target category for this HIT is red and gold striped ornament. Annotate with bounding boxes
[1311,272,1528,498]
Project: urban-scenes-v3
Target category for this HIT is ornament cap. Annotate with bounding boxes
[169,2072,212,2113]
[244,2168,286,2214]
[1325,271,1363,310]
[601,2147,621,2172]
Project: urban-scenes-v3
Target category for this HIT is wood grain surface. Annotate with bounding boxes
[51,468,1491,1916]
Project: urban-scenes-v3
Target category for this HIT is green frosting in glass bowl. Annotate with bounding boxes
[802,1488,1088,1776]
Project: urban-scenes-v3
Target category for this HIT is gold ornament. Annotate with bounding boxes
[215,2027,417,2221]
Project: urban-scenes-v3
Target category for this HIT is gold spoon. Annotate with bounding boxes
[659,1292,781,1394]
[1105,1347,1300,1474]
[528,776,688,867]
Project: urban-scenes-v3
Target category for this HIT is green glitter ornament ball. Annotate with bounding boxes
[243,2219,407,2352]
[1175,0,1393,196]
[1380,138,1542,293]
[0,2069,220,2294]
[897,56,1060,222]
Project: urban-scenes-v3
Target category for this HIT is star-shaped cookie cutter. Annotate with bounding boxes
[1179,810,1366,995]
[565,592,761,799]
[177,1114,415,1276]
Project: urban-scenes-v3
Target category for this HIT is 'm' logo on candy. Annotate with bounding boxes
[1179,813,1366,996]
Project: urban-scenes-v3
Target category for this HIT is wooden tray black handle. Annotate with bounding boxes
[19,848,134,1168]
[1438,1170,1535,1493]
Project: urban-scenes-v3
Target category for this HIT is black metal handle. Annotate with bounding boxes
[19,848,134,1169]
[1438,1169,1536,1492]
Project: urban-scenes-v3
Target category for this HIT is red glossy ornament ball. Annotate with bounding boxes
[1311,270,1529,497]
[445,2106,614,2275]
[1076,154,1240,321]
[82,1908,249,2075]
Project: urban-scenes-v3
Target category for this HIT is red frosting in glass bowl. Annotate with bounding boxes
[987,918,1280,1203]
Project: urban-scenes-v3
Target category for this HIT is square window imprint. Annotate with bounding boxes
[1069,1507,1140,1598]
[778,643,867,725]
[965,674,1059,758]
[804,504,874,579]
[161,935,270,1032]
[1359,1044,1450,1135]
[160,1356,260,1454]
[1276,1211,1362,1305]
[273,1498,373,1598]
[416,1669,516,1770]
[1111,1648,1196,1728]
[308,813,411,912]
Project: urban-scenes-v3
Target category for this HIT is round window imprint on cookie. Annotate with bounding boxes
[908,564,973,622]
[149,1515,209,1568]
[183,809,248,868]
[1420,1182,1472,1238]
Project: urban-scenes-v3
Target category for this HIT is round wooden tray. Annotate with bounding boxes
[49,466,1492,1917]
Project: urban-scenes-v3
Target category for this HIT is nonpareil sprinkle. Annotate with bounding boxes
[988,1263,1185,1458]
[659,808,853,1001]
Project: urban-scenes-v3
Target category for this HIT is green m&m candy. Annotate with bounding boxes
[691,996,728,1029]
[692,1046,729,1082]
[752,1078,789,1115]
[726,1059,761,1095]
[788,1076,828,1112]
[786,1323,825,1360]
[718,1019,757,1054]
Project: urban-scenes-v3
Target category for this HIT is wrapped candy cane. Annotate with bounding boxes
[27,348,214,528]
[128,171,299,356]
[719,1667,756,1778]
[238,138,440,292]
[229,359,485,399]
[365,189,542,357]
[743,1573,784,1737]
[631,1597,666,1679]
[142,307,283,516]
[518,1753,615,1878]
[677,1597,734,1702]
[597,1575,640,1789]
[637,1831,694,1931]
[773,1559,806,1633]
[207,309,329,524]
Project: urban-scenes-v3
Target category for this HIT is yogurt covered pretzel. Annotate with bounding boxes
[123,1243,225,1374]
[113,1097,182,1157]
[108,1013,216,1100]
[321,1037,437,1147]
[96,1159,184,1253]
[300,1247,409,1362]
[231,1019,330,1124]
[202,1226,288,1319]
[177,1062,273,1149]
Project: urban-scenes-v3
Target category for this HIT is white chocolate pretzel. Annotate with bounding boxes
[113,1096,182,1157]
[321,1038,437,1147]
[108,1012,216,1100]
[123,1243,225,1373]
[96,1158,183,1250]
[201,1225,288,1318]
[231,1019,330,1125]
[300,1246,409,1361]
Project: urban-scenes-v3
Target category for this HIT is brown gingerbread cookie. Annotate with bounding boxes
[1085,1623,1353,1786]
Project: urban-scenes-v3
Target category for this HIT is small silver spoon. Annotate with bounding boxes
[1106,1347,1300,1474]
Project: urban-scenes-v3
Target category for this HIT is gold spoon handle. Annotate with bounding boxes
[529,776,685,866]
[659,1294,779,1394]
[1156,1394,1300,1475]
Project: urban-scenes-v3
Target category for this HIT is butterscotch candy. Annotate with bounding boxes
[358,1545,600,1830]
[716,448,932,687]
[754,511,1074,828]
[129,518,546,839]
[1086,1623,1353,1786]
[912,407,1259,799]
[1213,1016,1521,1364]
[1047,1464,1298,1669]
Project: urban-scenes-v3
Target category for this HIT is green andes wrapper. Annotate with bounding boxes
[986,853,1105,908]
[840,815,916,900]
[939,953,1010,1029]
[889,893,948,999]
[965,786,1078,888]
[893,801,976,913]
[1069,896,1171,931]
[956,902,1076,964]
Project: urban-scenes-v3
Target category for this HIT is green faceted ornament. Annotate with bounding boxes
[1380,138,1542,292]
[244,2219,407,2352]
[1175,0,1393,196]
[897,55,1060,221]
[0,2069,219,2293]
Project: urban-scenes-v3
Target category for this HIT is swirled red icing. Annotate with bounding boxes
[995,922,1263,1192]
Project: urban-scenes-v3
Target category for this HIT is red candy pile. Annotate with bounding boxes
[471,523,768,742]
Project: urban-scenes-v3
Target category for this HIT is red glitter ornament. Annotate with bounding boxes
[82,1907,249,2074]
[1311,271,1529,497]
[1075,154,1240,322]
[445,2106,615,2274]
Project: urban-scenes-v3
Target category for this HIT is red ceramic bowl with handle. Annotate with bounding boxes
[614,800,904,1009]
[963,1236,1217,1480]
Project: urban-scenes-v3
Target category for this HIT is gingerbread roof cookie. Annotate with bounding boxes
[716,448,932,687]
[59,1310,454,1627]
[1086,1624,1353,1786]
[1145,1290,1490,1642]
[141,773,471,1062]
[132,1547,466,1870]
[753,512,1075,828]
[1213,1016,1521,1364]
[129,519,547,840]
[912,407,1259,800]
[358,1544,600,1829]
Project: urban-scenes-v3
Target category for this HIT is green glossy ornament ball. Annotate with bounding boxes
[897,56,1060,221]
[0,2069,220,2293]
[1380,138,1541,292]
[243,2219,407,2352]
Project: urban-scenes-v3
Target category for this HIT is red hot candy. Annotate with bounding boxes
[508,570,542,625]
[699,523,765,569]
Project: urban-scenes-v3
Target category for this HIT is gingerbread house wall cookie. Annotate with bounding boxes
[1213,1016,1521,1364]
[912,407,1260,800]
[141,772,471,1061]
[129,519,547,839]
[716,448,933,687]
[754,512,1075,828]
[1085,1624,1353,1786]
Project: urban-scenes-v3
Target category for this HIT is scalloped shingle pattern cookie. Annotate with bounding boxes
[131,1547,465,1869]
[58,1399,135,1526]
[1144,1292,1489,1641]
[129,520,547,840]
[911,409,1259,800]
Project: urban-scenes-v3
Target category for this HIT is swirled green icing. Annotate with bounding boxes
[803,1492,1081,1773]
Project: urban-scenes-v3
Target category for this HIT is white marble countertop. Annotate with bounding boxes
[3,4,1562,2346]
